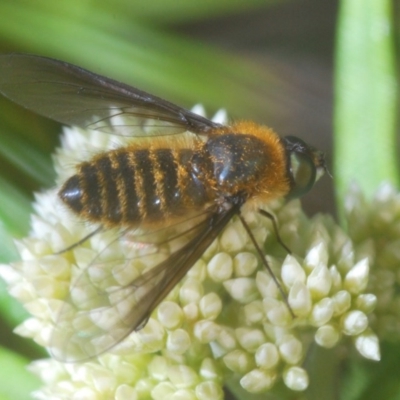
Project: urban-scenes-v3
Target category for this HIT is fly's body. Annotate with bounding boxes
[61,121,290,229]
[0,54,327,362]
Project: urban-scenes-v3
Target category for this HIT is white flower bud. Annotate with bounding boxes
[24,299,51,319]
[14,317,43,339]
[220,222,247,252]
[329,265,342,291]
[166,329,191,354]
[179,278,203,305]
[187,259,207,281]
[193,320,220,343]
[191,104,206,116]
[310,298,334,326]
[233,252,258,277]
[278,334,303,364]
[235,327,266,352]
[288,281,312,316]
[281,255,306,288]
[307,264,332,298]
[151,382,175,399]
[168,365,198,388]
[344,258,369,294]
[256,271,279,299]
[342,310,368,335]
[208,341,227,359]
[223,349,253,373]
[223,278,258,303]
[355,293,377,314]
[9,280,37,303]
[240,369,275,393]
[207,252,233,282]
[332,290,351,316]
[39,256,70,279]
[199,358,219,380]
[195,381,224,400]
[182,303,198,321]
[354,330,381,361]
[217,328,237,351]
[314,325,340,348]
[148,356,168,380]
[136,319,165,352]
[0,264,20,285]
[87,364,117,392]
[336,240,355,272]
[243,300,264,325]
[157,301,183,329]
[211,108,228,124]
[283,366,309,391]
[199,292,222,320]
[263,298,291,326]
[304,242,328,271]
[255,342,280,369]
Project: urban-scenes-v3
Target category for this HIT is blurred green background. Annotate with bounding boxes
[0,0,398,399]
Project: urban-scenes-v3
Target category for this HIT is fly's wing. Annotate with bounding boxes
[50,204,239,362]
[0,54,221,136]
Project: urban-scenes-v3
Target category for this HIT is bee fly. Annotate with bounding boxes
[0,54,327,362]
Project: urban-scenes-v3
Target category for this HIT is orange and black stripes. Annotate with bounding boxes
[96,154,122,224]
[154,148,179,213]
[133,149,162,220]
[117,151,140,224]
[59,144,215,228]
[79,162,102,218]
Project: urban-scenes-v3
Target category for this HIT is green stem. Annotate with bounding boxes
[334,0,398,217]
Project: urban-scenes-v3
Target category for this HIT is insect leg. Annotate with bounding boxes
[238,213,295,318]
[258,209,291,254]
[55,225,103,254]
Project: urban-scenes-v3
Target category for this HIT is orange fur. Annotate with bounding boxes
[209,121,290,208]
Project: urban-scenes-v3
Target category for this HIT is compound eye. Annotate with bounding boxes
[284,136,321,199]
[287,150,316,199]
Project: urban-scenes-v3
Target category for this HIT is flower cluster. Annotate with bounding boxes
[345,183,400,342]
[0,108,384,399]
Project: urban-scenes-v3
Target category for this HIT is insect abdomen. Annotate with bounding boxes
[59,147,212,227]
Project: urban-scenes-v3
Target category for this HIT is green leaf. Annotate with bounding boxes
[0,113,54,188]
[334,0,398,213]
[0,223,28,327]
[0,176,31,237]
[341,343,400,400]
[0,346,40,400]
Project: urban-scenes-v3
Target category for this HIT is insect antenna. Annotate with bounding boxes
[238,213,295,318]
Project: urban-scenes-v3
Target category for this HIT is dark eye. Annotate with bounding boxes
[283,136,318,199]
[288,151,316,198]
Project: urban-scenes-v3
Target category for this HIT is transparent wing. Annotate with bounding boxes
[49,204,239,362]
[0,54,221,136]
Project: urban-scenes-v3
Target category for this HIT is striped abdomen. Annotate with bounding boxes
[59,146,213,227]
